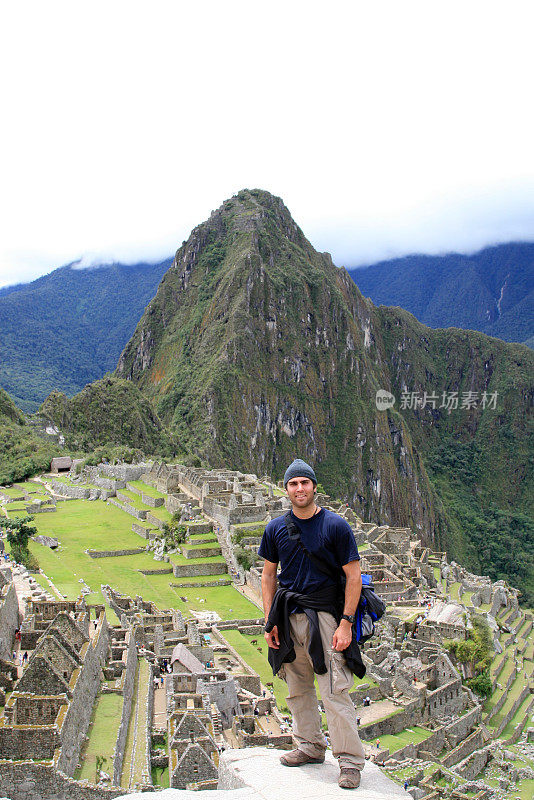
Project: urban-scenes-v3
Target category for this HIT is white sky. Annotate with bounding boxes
[2,0,534,287]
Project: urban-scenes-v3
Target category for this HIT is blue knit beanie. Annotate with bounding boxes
[283,459,317,488]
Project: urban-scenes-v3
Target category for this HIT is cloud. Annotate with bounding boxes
[1,1,533,286]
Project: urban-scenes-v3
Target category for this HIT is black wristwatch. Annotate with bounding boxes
[341,613,355,624]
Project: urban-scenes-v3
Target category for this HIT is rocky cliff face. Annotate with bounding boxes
[116,190,533,564]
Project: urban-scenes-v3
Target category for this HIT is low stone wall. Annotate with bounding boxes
[202,497,266,528]
[172,562,228,578]
[0,580,20,660]
[170,578,231,588]
[99,464,149,482]
[86,548,146,559]
[454,745,492,780]
[441,728,485,768]
[114,495,148,520]
[112,634,137,786]
[443,706,482,747]
[186,522,212,536]
[57,616,110,776]
[358,708,408,740]
[138,568,173,576]
[146,512,165,530]
[495,684,532,738]
[0,725,58,760]
[140,494,162,508]
[109,498,147,520]
[181,546,222,559]
[0,760,125,800]
[235,674,262,695]
[236,730,293,747]
[50,481,90,500]
[131,523,154,539]
[504,695,534,744]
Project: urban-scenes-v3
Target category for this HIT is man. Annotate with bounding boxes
[259,458,366,790]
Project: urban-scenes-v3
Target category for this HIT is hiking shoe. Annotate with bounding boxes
[279,749,325,766]
[338,768,361,789]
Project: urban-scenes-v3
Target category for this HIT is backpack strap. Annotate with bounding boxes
[284,512,340,583]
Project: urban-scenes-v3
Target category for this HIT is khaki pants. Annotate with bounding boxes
[279,612,365,771]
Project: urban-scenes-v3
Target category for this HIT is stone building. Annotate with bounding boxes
[0,608,110,775]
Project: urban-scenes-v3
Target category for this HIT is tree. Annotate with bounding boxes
[0,515,38,568]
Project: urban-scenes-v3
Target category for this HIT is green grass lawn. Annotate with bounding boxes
[1,486,26,497]
[15,481,46,493]
[121,659,148,788]
[127,481,166,499]
[152,765,169,788]
[188,532,218,542]
[116,490,152,510]
[182,542,222,552]
[147,507,173,524]
[169,552,225,565]
[367,726,432,752]
[449,582,461,602]
[487,663,533,729]
[76,691,124,782]
[500,691,533,739]
[172,575,232,586]
[17,498,253,619]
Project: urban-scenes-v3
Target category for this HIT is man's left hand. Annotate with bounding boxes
[332,621,352,651]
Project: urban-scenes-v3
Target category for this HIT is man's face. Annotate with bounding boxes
[286,476,315,509]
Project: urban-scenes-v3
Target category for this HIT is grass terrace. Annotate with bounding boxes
[121,658,150,788]
[15,481,46,493]
[116,489,152,510]
[76,691,123,782]
[127,481,166,499]
[188,532,218,542]
[169,551,225,566]
[146,507,173,524]
[366,726,433,752]
[0,486,26,498]
[8,496,257,619]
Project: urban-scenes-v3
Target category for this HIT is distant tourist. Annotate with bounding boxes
[259,458,365,790]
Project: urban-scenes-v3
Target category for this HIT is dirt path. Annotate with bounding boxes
[152,685,167,730]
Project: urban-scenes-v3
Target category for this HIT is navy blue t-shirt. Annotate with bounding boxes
[258,508,359,609]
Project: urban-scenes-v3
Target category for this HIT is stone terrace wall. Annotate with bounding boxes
[145,663,155,785]
[113,633,137,787]
[454,745,492,780]
[86,548,146,559]
[443,706,482,747]
[99,464,149,482]
[57,615,111,776]
[358,708,411,740]
[0,724,58,760]
[0,761,126,800]
[0,580,20,660]
[50,482,90,499]
[109,498,147,520]
[441,728,486,768]
[173,563,228,578]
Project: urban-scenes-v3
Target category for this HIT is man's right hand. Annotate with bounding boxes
[264,625,280,649]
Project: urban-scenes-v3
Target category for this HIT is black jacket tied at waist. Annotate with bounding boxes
[265,585,366,679]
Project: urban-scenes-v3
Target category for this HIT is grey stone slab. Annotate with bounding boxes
[122,747,406,799]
